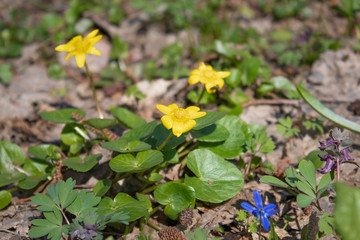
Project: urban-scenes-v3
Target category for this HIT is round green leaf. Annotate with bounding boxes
[121,121,157,141]
[93,179,112,197]
[109,150,163,173]
[63,154,102,172]
[148,173,163,182]
[146,124,186,150]
[184,149,244,203]
[113,193,148,221]
[110,107,146,129]
[199,115,251,159]
[0,141,26,174]
[60,123,86,146]
[18,175,47,190]
[0,173,26,187]
[0,190,12,210]
[193,112,226,130]
[154,182,195,220]
[102,139,151,153]
[84,118,117,129]
[191,123,229,142]
[40,108,85,123]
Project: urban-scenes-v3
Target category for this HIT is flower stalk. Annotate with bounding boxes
[85,62,103,119]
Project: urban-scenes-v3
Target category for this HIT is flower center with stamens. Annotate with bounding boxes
[204,70,214,79]
[174,108,188,119]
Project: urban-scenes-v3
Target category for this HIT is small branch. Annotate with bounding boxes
[147,220,162,231]
[200,206,226,229]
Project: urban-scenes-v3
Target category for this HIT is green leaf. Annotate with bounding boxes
[146,124,186,150]
[109,150,163,173]
[296,181,315,198]
[121,121,158,141]
[191,123,230,142]
[154,182,195,220]
[284,168,300,187]
[29,211,68,240]
[260,176,289,188]
[31,193,57,212]
[238,57,262,86]
[28,144,60,160]
[0,173,26,187]
[148,173,163,182]
[304,150,327,170]
[40,108,85,123]
[110,107,146,129]
[317,172,333,192]
[0,63,13,85]
[297,85,360,134]
[199,115,251,159]
[67,190,101,218]
[93,179,112,197]
[84,118,117,129]
[334,182,360,240]
[111,193,148,221]
[59,178,78,209]
[192,112,226,130]
[269,218,279,240]
[0,141,26,174]
[184,149,244,203]
[0,190,12,210]
[318,214,334,236]
[18,175,47,189]
[270,29,294,42]
[41,13,62,31]
[63,154,102,172]
[296,193,314,208]
[298,160,316,190]
[102,139,151,153]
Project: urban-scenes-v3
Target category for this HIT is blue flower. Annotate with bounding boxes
[241,190,279,231]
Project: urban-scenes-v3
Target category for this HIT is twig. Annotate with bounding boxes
[200,206,226,229]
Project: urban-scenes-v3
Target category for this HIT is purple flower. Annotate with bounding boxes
[319,139,340,151]
[241,190,279,231]
[318,154,336,174]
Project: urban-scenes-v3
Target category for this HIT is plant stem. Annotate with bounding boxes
[85,62,103,119]
[59,207,70,225]
[157,132,173,151]
[178,142,199,159]
[337,158,340,182]
[177,138,193,154]
[244,156,253,181]
[101,129,111,142]
[141,184,160,194]
[147,220,162,231]
[196,87,206,107]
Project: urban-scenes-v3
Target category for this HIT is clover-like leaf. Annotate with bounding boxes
[66,190,101,218]
[40,108,85,124]
[154,182,195,220]
[109,150,163,173]
[298,160,316,190]
[184,149,244,203]
[260,176,289,189]
[63,154,102,172]
[296,193,314,208]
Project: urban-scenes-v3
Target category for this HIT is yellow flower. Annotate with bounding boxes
[189,62,231,94]
[55,29,102,68]
[156,104,206,137]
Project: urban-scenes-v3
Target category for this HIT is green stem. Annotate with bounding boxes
[157,132,173,151]
[178,142,199,159]
[7,187,18,193]
[196,87,206,107]
[85,62,103,119]
[177,138,193,154]
[111,172,132,192]
[101,129,111,142]
[147,220,162,231]
[140,184,160,194]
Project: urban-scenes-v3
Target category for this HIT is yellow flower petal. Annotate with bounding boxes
[188,75,202,85]
[198,62,206,70]
[189,111,206,119]
[87,46,101,56]
[216,71,231,78]
[55,44,70,52]
[185,106,200,113]
[65,52,74,61]
[157,104,178,115]
[75,53,86,68]
[161,115,173,130]
[205,83,216,94]
[85,29,99,39]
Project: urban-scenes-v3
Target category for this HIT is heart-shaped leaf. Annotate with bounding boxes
[184,149,244,203]
[199,115,251,159]
[121,121,158,141]
[102,139,151,153]
[154,182,195,220]
[40,108,85,123]
[110,107,146,129]
[0,141,26,174]
[191,123,229,142]
[193,112,226,130]
[84,118,117,129]
[63,154,102,172]
[109,150,163,173]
